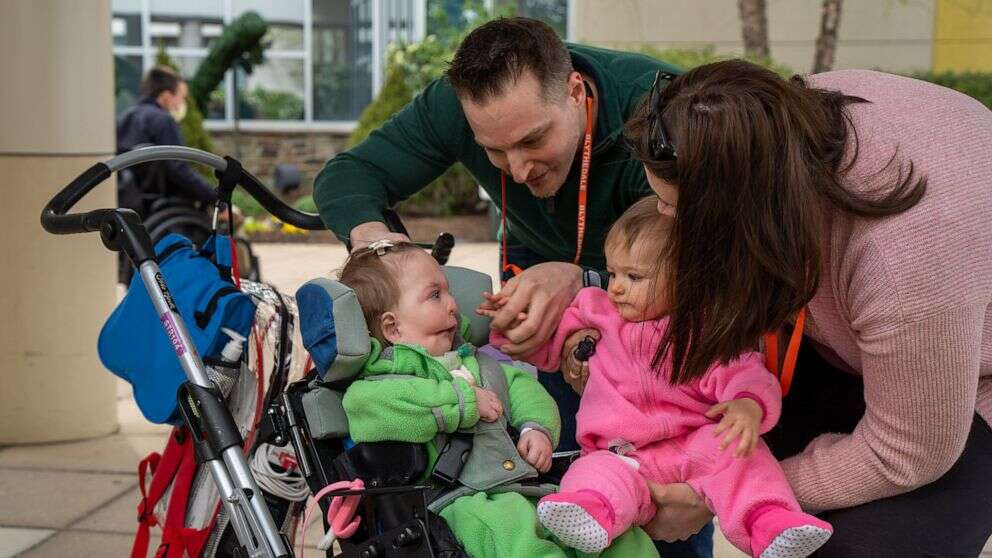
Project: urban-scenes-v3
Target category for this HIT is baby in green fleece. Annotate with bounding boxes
[336,241,658,558]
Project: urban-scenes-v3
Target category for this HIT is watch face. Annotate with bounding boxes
[583,270,598,288]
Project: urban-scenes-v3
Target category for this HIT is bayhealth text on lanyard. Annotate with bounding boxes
[500,91,594,278]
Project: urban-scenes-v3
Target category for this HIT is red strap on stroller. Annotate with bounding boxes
[132,427,213,558]
[133,428,188,558]
[159,433,208,558]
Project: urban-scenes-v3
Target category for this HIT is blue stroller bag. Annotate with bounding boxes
[98,233,256,424]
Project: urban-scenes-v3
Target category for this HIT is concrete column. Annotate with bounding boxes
[0,0,118,443]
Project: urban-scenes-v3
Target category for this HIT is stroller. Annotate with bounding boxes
[42,146,576,558]
[116,143,260,284]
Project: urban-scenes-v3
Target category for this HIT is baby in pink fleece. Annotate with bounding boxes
[489,197,831,558]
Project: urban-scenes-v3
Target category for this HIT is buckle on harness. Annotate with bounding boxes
[432,433,473,485]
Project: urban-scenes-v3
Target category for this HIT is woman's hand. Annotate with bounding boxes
[706,398,763,457]
[475,262,582,357]
[644,482,714,542]
[560,329,600,395]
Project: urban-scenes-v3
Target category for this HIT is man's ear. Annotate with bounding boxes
[566,70,585,106]
[380,312,401,344]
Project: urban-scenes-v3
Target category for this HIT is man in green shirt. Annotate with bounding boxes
[313,18,713,556]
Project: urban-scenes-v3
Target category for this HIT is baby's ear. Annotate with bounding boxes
[380,312,401,344]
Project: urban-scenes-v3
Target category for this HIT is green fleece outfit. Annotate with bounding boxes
[342,339,658,558]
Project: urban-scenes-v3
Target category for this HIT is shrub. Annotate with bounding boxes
[637,44,794,77]
[911,71,992,109]
[344,2,504,216]
[232,188,266,218]
[245,87,304,120]
[293,195,318,214]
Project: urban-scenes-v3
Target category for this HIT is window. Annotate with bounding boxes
[503,0,568,38]
[312,0,373,121]
[232,1,305,121]
[111,0,567,126]
[428,0,569,39]
[111,0,408,126]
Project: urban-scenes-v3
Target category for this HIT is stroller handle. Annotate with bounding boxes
[40,146,325,236]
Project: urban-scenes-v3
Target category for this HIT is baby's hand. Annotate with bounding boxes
[476,292,527,328]
[516,429,552,473]
[475,291,506,315]
[706,398,763,457]
[473,387,504,422]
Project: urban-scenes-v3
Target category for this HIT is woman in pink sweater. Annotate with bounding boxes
[491,197,832,557]
[618,60,992,556]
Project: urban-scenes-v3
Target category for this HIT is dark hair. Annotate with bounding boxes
[447,17,573,103]
[624,59,927,384]
[337,242,422,344]
[140,66,181,98]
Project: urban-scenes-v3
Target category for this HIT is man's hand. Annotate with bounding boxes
[516,429,552,473]
[475,262,582,357]
[644,482,714,542]
[560,329,600,395]
[473,387,503,422]
[349,221,410,251]
[705,398,763,457]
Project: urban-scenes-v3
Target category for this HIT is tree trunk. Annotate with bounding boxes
[812,0,843,73]
[738,0,769,59]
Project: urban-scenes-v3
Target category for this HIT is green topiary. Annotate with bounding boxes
[188,12,268,114]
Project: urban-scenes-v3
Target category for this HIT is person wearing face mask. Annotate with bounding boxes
[116,65,218,215]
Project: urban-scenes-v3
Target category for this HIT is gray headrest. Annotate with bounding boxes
[296,266,494,380]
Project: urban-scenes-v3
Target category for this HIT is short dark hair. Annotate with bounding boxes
[140,66,181,98]
[447,17,573,103]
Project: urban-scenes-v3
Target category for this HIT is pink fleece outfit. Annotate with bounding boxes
[493,288,830,556]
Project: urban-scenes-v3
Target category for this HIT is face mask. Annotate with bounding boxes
[170,100,187,122]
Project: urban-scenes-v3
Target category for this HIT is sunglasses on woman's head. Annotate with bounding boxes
[648,71,678,161]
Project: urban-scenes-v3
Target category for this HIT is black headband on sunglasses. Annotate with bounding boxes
[648,70,678,161]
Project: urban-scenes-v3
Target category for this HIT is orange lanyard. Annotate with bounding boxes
[501,95,595,278]
[763,307,806,396]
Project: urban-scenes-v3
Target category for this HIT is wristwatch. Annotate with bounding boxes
[582,269,607,290]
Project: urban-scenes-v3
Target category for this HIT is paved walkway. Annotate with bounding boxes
[1,242,988,556]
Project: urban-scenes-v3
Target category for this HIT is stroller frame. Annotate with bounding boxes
[42,146,326,558]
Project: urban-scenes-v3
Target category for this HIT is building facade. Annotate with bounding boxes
[111,0,988,187]
[112,0,571,184]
